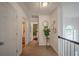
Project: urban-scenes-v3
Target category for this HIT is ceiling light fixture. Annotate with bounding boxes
[42,2,48,7]
[40,2,48,7]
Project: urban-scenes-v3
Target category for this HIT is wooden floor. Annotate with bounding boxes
[21,40,58,56]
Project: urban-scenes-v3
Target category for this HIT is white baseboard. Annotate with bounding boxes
[17,49,22,56]
[50,45,58,55]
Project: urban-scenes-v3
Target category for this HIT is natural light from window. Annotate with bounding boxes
[63,25,76,40]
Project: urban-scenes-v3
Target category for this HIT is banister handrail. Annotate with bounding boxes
[58,36,79,45]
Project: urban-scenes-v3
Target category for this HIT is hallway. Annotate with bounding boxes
[21,40,58,56]
[0,2,79,56]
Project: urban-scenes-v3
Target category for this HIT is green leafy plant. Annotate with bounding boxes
[33,30,37,36]
[43,26,50,48]
[43,26,50,39]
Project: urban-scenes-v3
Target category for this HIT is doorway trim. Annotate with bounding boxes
[31,22,38,41]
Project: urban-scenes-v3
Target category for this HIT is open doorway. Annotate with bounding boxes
[22,19,27,48]
[30,22,39,46]
[31,22,38,40]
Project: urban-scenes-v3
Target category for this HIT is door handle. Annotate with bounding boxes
[0,42,4,46]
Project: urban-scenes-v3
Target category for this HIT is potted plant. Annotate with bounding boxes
[43,26,50,48]
[33,30,37,36]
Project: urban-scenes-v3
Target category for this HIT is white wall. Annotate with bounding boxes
[62,3,79,18]
[39,15,50,46]
[0,3,17,56]
[57,6,64,56]
[49,5,64,55]
[50,7,59,54]
[11,2,29,55]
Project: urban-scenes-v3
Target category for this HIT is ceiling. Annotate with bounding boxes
[18,2,60,16]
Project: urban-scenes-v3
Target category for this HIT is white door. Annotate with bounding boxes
[0,3,17,55]
[0,15,17,56]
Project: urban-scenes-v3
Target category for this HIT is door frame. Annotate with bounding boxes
[31,22,38,41]
[16,17,27,56]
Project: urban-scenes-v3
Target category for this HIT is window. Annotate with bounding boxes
[63,25,74,40]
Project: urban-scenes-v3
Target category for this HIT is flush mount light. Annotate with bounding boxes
[42,2,48,7]
[40,2,48,7]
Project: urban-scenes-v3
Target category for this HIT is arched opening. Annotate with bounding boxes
[63,25,76,40]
